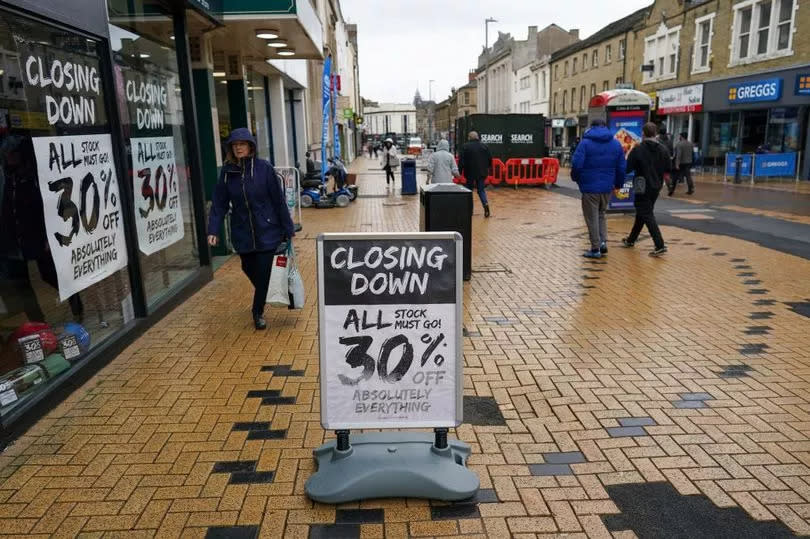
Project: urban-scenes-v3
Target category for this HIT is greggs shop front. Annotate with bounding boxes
[0,0,216,440]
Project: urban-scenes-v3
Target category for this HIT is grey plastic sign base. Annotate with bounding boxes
[305,432,479,503]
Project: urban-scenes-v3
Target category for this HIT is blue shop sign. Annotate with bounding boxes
[754,152,797,177]
[728,78,782,104]
[796,74,810,96]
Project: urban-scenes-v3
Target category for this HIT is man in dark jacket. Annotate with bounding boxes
[458,131,492,217]
[671,132,694,196]
[571,119,626,258]
[622,122,669,256]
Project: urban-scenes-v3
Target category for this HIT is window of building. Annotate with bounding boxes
[732,0,796,64]
[605,44,612,63]
[570,88,576,112]
[590,84,597,98]
[564,61,569,77]
[616,77,623,86]
[540,71,547,99]
[464,91,470,105]
[553,92,558,114]
[766,107,800,152]
[562,90,567,113]
[109,0,200,308]
[592,49,598,67]
[579,85,585,112]
[0,6,135,418]
[554,64,559,80]
[643,24,681,83]
[693,13,715,73]
[603,80,609,91]
[582,53,588,71]
[619,39,626,59]
[573,57,578,74]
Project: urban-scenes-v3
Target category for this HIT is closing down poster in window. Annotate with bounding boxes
[318,233,462,430]
[32,134,128,301]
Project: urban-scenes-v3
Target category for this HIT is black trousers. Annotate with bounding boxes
[240,250,275,318]
[627,187,665,249]
[673,164,694,192]
[384,165,395,185]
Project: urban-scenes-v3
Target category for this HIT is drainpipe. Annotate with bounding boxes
[288,89,299,167]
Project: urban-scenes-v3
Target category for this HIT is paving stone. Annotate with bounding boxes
[245,430,288,440]
[673,400,708,409]
[212,461,257,474]
[260,365,305,376]
[679,393,713,402]
[749,312,774,319]
[246,390,282,399]
[543,452,587,464]
[430,503,481,520]
[618,417,656,427]
[606,427,648,437]
[335,509,384,524]
[308,524,360,539]
[231,422,271,432]
[529,464,574,476]
[463,396,506,426]
[206,525,259,539]
[228,472,275,485]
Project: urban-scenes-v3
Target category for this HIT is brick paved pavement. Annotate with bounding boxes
[1,157,809,537]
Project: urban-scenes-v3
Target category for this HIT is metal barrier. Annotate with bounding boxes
[453,157,559,187]
[724,152,801,183]
[274,166,303,231]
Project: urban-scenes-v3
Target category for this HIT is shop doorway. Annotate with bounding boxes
[741,110,768,153]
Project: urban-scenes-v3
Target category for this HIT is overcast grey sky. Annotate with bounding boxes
[341,0,652,104]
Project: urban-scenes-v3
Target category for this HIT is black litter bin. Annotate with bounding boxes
[401,159,417,195]
[420,183,472,280]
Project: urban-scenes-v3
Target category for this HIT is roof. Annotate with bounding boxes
[550,5,650,62]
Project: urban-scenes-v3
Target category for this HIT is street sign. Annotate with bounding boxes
[317,232,463,430]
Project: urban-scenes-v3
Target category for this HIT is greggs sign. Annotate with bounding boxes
[728,78,782,104]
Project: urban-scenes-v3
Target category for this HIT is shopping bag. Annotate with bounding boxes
[287,241,305,310]
[266,251,290,307]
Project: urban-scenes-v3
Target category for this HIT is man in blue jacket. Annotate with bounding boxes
[571,119,627,259]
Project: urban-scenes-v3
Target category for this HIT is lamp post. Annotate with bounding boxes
[429,79,434,144]
[485,17,497,114]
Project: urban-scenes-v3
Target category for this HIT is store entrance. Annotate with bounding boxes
[741,109,768,153]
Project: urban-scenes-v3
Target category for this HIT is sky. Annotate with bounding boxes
[340,0,652,104]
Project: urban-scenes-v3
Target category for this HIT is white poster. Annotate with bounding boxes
[32,134,128,301]
[318,235,462,430]
[131,136,184,255]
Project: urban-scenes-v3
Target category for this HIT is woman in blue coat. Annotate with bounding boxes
[207,128,295,329]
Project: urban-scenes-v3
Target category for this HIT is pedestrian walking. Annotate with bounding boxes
[207,128,296,330]
[373,142,379,159]
[426,139,460,184]
[622,122,670,257]
[571,119,626,258]
[670,132,695,195]
[379,138,399,188]
[656,125,675,190]
[458,131,492,218]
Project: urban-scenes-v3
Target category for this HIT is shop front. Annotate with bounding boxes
[657,84,704,155]
[702,66,810,179]
[0,0,214,438]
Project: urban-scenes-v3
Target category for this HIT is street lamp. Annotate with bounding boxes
[485,17,497,114]
[429,79,435,143]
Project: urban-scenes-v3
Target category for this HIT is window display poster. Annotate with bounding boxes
[318,235,462,430]
[131,136,184,255]
[32,134,128,301]
[608,109,646,210]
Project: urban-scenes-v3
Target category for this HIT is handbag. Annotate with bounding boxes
[266,248,290,307]
[632,175,647,196]
[287,241,305,310]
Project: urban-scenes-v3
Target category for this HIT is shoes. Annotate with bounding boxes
[583,249,602,259]
[686,190,694,195]
[253,316,267,330]
[484,204,491,218]
[599,242,608,255]
[649,246,668,257]
[621,237,635,248]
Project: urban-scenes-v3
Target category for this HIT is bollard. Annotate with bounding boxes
[734,155,743,184]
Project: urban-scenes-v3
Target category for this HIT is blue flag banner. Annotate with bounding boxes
[321,56,332,185]
[332,73,341,160]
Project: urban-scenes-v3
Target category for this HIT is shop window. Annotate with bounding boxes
[0,8,133,418]
[765,107,799,153]
[643,24,681,83]
[708,111,740,163]
[693,13,715,73]
[731,0,796,64]
[108,0,200,308]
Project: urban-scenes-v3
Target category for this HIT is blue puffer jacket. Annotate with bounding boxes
[571,126,627,194]
[208,130,295,254]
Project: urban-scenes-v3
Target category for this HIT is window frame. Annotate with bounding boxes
[592,49,599,68]
[605,44,612,64]
[618,39,626,59]
[692,12,716,74]
[730,0,797,66]
[642,24,681,84]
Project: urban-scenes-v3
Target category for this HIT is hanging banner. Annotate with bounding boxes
[131,136,184,255]
[332,73,341,159]
[321,56,332,184]
[32,134,128,301]
[317,232,463,430]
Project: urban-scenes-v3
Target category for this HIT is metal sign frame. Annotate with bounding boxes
[316,231,464,430]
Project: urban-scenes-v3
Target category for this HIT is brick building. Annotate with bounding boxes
[548,6,648,148]
[633,0,809,178]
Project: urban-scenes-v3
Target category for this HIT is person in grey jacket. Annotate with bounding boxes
[426,139,460,184]
[670,132,695,196]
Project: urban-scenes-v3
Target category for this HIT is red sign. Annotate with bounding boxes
[657,84,703,115]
